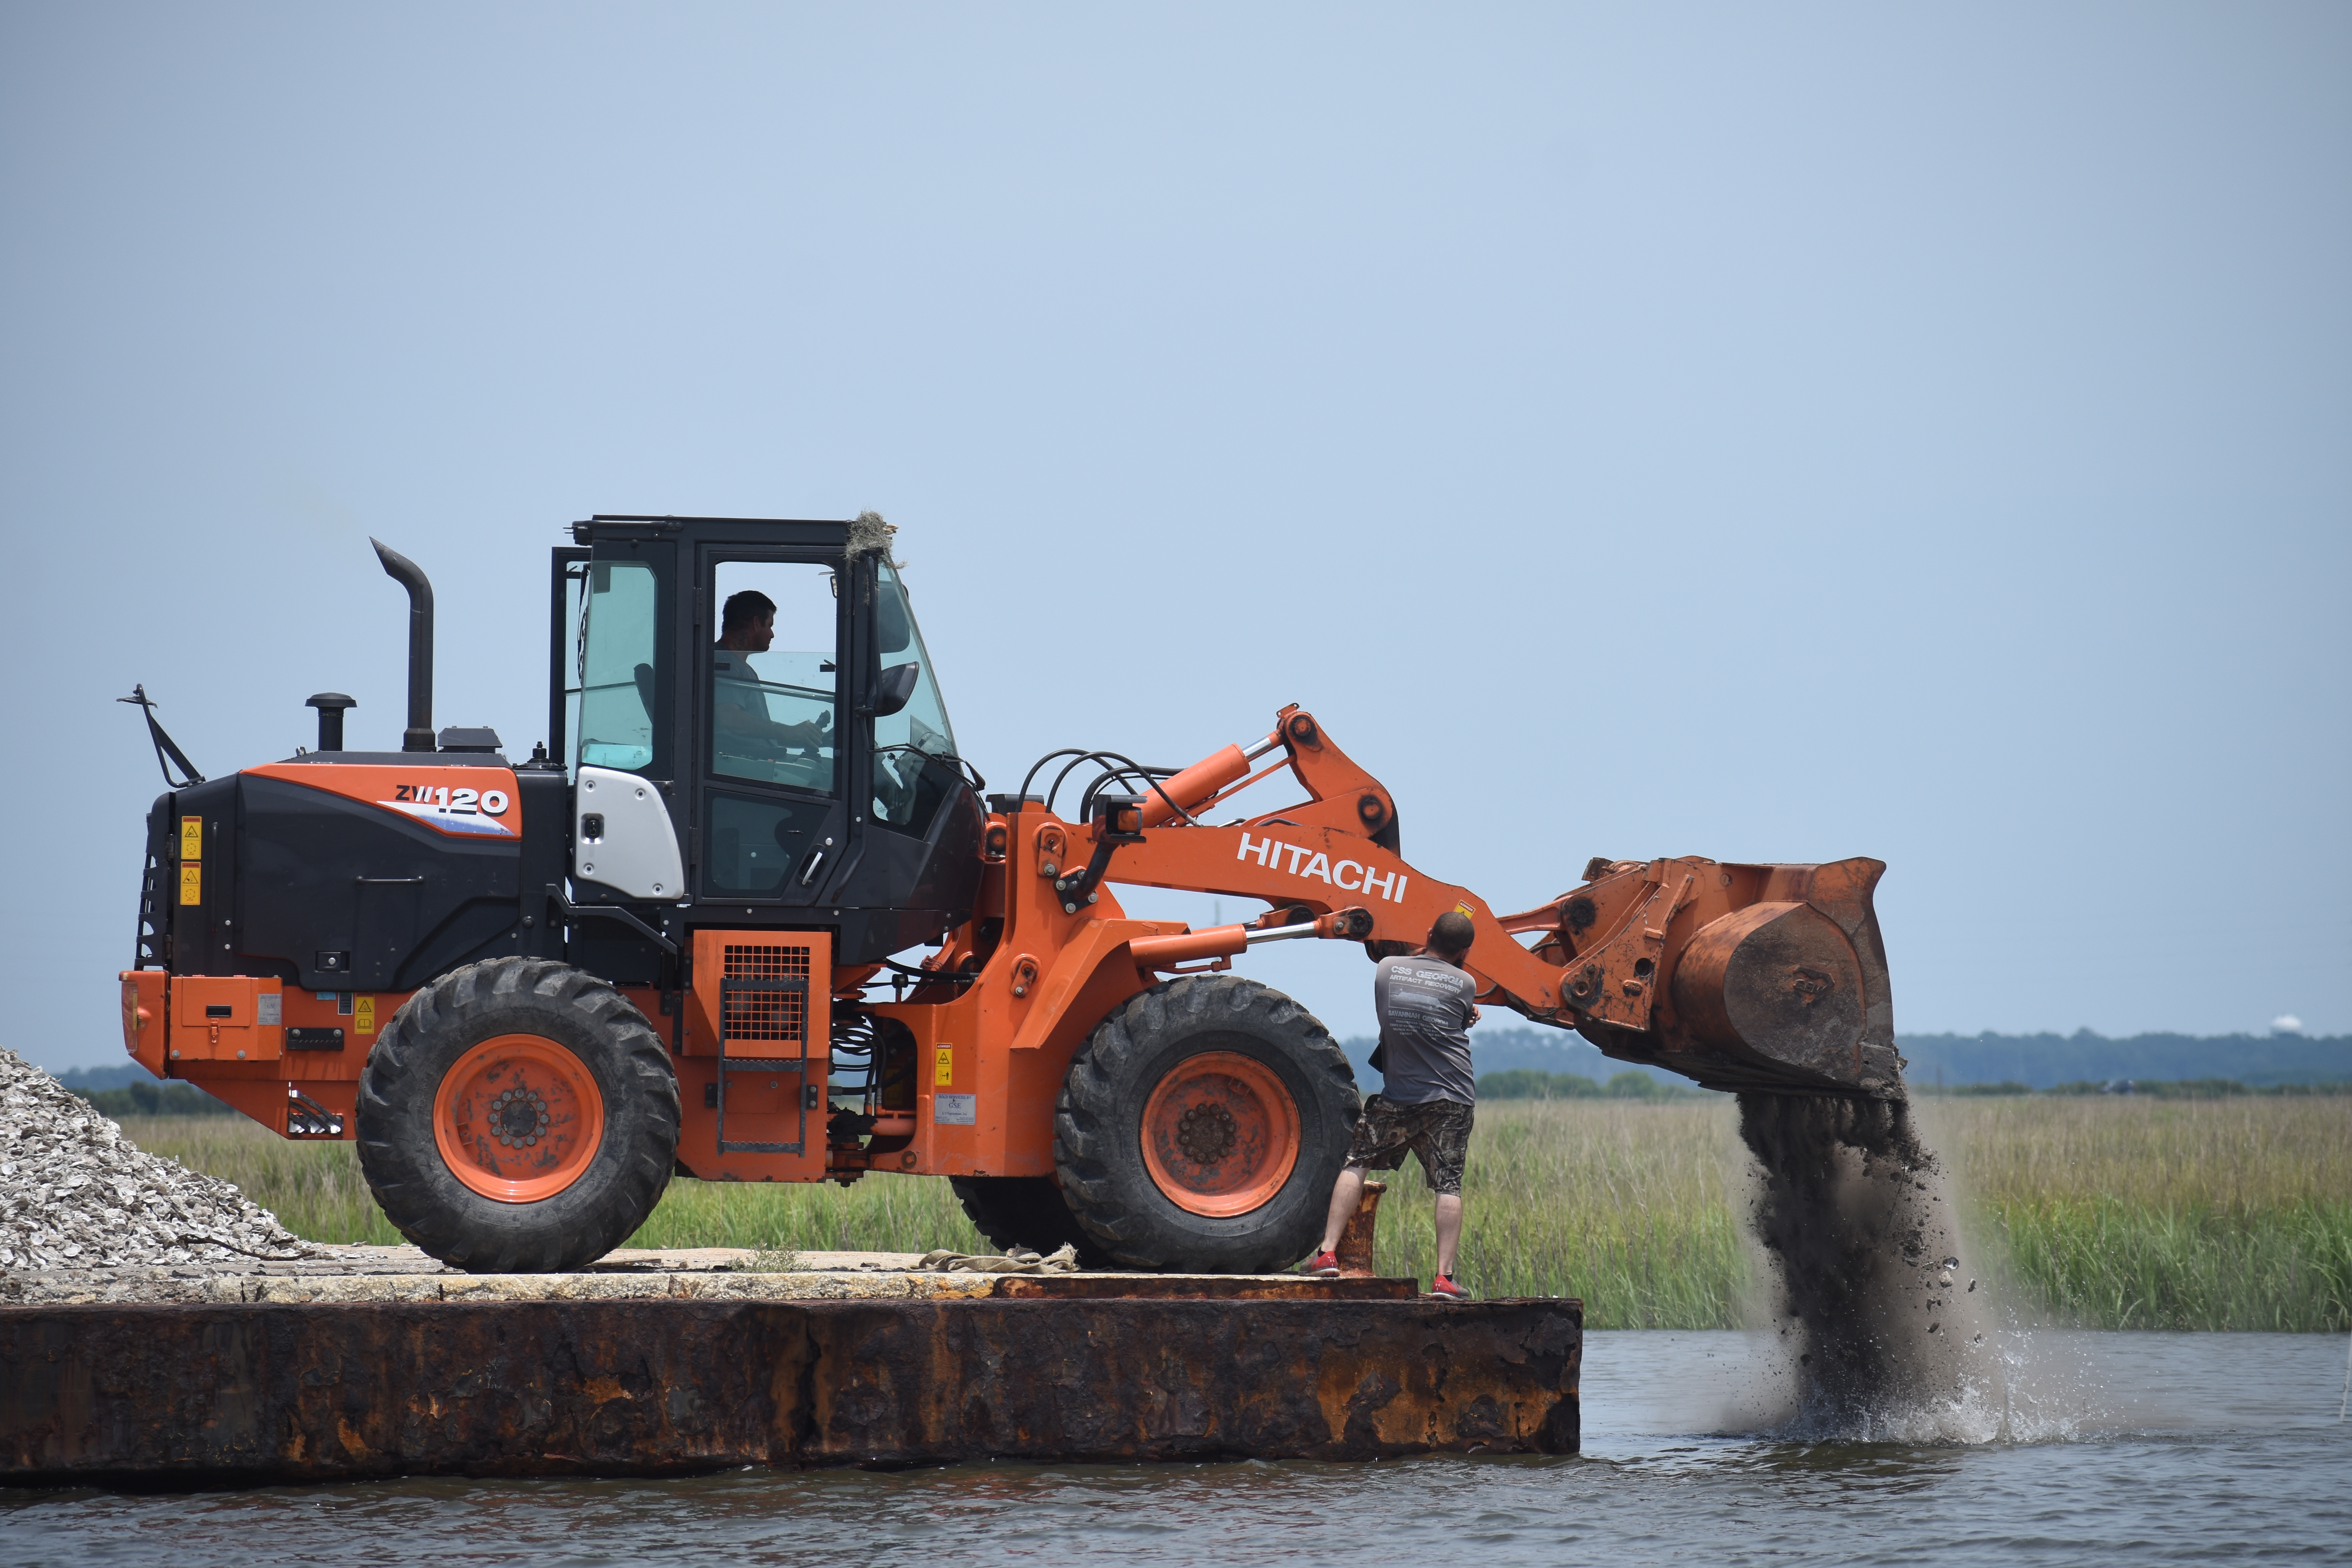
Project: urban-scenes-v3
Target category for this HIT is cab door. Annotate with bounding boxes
[693,549,851,909]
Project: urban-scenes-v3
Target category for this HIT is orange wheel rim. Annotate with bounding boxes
[1139,1050,1301,1218]
[432,1033,606,1203]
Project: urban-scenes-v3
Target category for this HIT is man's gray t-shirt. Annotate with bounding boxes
[1372,955,1477,1105]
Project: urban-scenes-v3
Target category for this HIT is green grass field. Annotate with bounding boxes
[1925,1094,2352,1333]
[117,1094,2352,1331]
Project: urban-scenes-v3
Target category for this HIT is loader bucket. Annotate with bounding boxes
[1577,857,1904,1098]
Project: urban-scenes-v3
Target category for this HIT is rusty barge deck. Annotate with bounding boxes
[0,1250,1581,1484]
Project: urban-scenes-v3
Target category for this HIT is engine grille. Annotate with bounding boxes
[721,943,811,1045]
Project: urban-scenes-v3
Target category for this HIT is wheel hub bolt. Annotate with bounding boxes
[1175,1101,1238,1165]
[492,1086,552,1148]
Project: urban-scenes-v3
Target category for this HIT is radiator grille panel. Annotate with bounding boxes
[722,943,811,1044]
[724,944,810,981]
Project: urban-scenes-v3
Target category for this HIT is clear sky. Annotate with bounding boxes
[4,4,2345,1071]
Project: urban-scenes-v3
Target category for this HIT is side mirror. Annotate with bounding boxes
[872,662,920,718]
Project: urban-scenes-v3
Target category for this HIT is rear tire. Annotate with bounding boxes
[357,957,679,1272]
[948,1176,1108,1264]
[1054,974,1359,1272]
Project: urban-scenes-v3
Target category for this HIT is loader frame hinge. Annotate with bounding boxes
[1561,866,1696,1028]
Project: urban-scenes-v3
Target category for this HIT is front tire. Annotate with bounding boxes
[357,957,680,1272]
[1054,974,1358,1272]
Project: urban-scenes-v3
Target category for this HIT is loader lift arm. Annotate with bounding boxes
[1054,706,1902,1098]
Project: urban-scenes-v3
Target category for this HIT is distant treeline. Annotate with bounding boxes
[51,1063,235,1118]
[1477,1069,1704,1101]
[1898,1030,2348,1089]
[1343,1030,1688,1089]
[1340,1026,2349,1096]
[1922,1077,2349,1099]
[66,1080,233,1118]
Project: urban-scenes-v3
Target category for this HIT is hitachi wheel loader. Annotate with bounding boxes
[116,514,1902,1273]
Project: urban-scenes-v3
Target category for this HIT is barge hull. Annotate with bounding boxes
[1,1296,1581,1484]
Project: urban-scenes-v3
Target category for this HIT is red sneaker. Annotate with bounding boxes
[1303,1250,1341,1278]
[1428,1273,1468,1300]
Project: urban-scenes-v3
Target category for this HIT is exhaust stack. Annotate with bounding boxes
[370,539,435,753]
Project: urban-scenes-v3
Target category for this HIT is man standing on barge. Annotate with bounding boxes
[1304,910,1480,1299]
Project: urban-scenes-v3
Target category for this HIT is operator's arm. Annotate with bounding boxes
[713,685,830,754]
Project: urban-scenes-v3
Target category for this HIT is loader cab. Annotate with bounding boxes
[553,517,984,975]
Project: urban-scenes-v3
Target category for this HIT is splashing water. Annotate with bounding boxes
[1731,1091,2069,1444]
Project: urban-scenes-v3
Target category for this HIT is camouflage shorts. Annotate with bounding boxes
[1343,1095,1475,1196]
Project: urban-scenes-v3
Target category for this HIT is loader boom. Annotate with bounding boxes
[986,704,1900,1100]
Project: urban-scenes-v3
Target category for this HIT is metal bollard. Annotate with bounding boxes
[1334,1180,1387,1277]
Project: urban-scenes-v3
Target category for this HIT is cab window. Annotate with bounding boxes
[871,562,960,834]
[710,562,838,797]
[576,559,661,773]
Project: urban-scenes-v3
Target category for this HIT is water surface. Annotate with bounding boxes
[6,1331,2346,1566]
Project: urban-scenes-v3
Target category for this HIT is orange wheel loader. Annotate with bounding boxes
[116,515,1902,1272]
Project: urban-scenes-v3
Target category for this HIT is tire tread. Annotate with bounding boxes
[356,956,680,1273]
[1053,974,1357,1272]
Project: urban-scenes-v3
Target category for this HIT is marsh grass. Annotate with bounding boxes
[1919,1097,2352,1332]
[617,1175,985,1256]
[120,1096,2352,1330]
[1358,1096,2351,1328]
[1369,1100,1748,1327]
[119,1116,405,1246]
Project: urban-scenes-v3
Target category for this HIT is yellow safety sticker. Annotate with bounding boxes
[933,1045,954,1086]
[180,816,202,861]
[355,995,376,1035]
[1454,902,1475,920]
[178,865,201,905]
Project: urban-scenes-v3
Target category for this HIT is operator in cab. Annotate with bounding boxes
[711,589,833,767]
[1304,910,1480,1299]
